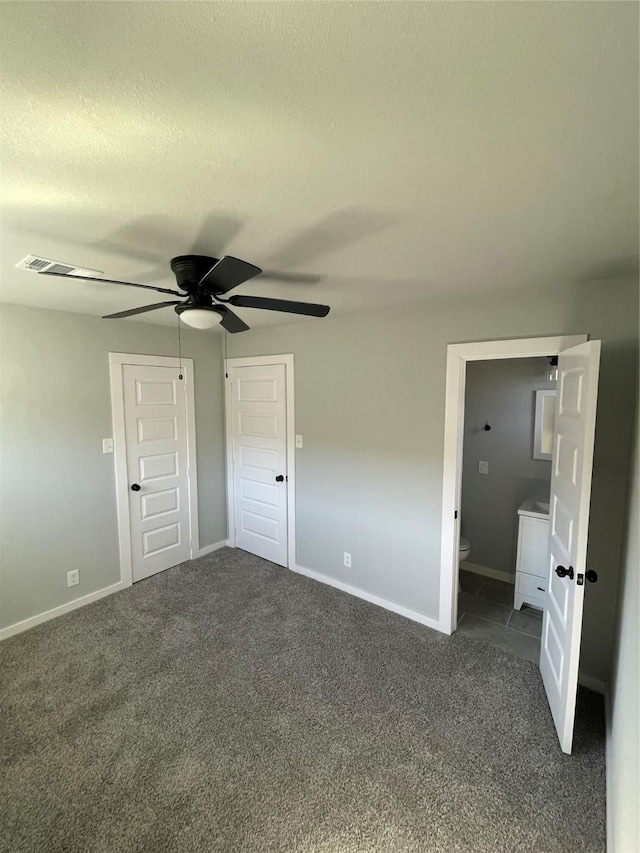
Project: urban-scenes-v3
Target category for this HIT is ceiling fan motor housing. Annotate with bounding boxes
[170,255,219,292]
[175,300,220,315]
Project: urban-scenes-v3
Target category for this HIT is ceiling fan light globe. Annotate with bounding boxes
[179,308,222,329]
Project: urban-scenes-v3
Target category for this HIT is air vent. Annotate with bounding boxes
[22,257,50,271]
[16,255,102,278]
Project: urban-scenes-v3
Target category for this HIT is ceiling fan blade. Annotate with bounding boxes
[39,270,181,296]
[103,301,182,319]
[198,255,261,294]
[228,294,330,317]
[217,305,250,333]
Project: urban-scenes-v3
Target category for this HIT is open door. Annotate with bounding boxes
[540,340,601,754]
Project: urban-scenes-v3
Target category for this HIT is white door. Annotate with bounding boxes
[123,364,192,581]
[230,364,288,567]
[540,340,601,754]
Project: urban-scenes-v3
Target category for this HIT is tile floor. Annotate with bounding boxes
[457,569,542,663]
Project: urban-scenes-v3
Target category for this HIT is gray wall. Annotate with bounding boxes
[608,410,639,852]
[0,303,226,631]
[227,279,638,682]
[461,358,555,577]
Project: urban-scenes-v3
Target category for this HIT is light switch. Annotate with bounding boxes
[295,435,303,448]
[103,438,114,454]
[479,460,488,475]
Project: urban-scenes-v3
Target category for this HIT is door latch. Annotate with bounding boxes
[577,573,584,586]
[555,565,574,580]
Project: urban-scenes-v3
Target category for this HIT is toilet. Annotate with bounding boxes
[459,536,471,567]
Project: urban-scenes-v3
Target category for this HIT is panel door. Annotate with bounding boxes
[123,365,192,582]
[539,340,601,754]
[231,364,288,567]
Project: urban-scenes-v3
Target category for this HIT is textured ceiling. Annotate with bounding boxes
[1,1,638,330]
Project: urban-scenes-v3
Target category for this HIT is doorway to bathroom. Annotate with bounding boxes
[456,355,558,664]
[439,334,602,754]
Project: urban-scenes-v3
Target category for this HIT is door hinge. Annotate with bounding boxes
[454,510,458,519]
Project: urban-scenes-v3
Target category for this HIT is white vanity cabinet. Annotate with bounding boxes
[514,499,550,611]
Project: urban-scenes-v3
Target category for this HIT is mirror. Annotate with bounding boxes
[534,390,556,460]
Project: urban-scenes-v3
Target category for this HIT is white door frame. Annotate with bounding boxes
[438,335,587,634]
[109,352,200,587]
[224,354,296,568]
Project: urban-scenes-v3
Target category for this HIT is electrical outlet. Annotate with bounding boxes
[67,570,80,587]
[295,434,303,448]
[479,460,489,475]
[344,552,352,567]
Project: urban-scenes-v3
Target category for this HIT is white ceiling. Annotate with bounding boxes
[1,2,638,330]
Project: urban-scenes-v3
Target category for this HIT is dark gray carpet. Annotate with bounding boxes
[1,548,605,852]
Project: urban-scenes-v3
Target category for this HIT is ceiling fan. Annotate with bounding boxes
[39,254,330,333]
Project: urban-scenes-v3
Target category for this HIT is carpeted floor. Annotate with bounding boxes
[1,548,605,853]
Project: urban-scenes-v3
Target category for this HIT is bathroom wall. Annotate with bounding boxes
[461,357,556,580]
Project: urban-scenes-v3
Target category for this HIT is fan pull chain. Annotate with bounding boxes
[177,313,184,381]
[223,330,228,378]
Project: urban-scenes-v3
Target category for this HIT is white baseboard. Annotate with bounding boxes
[291,563,445,634]
[0,579,129,641]
[461,561,515,585]
[196,539,229,558]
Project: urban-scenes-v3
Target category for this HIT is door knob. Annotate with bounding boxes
[555,565,574,580]
[586,570,598,583]
[275,475,284,482]
[131,483,141,492]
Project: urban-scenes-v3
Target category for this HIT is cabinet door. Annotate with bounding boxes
[516,571,546,602]
[519,518,549,578]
